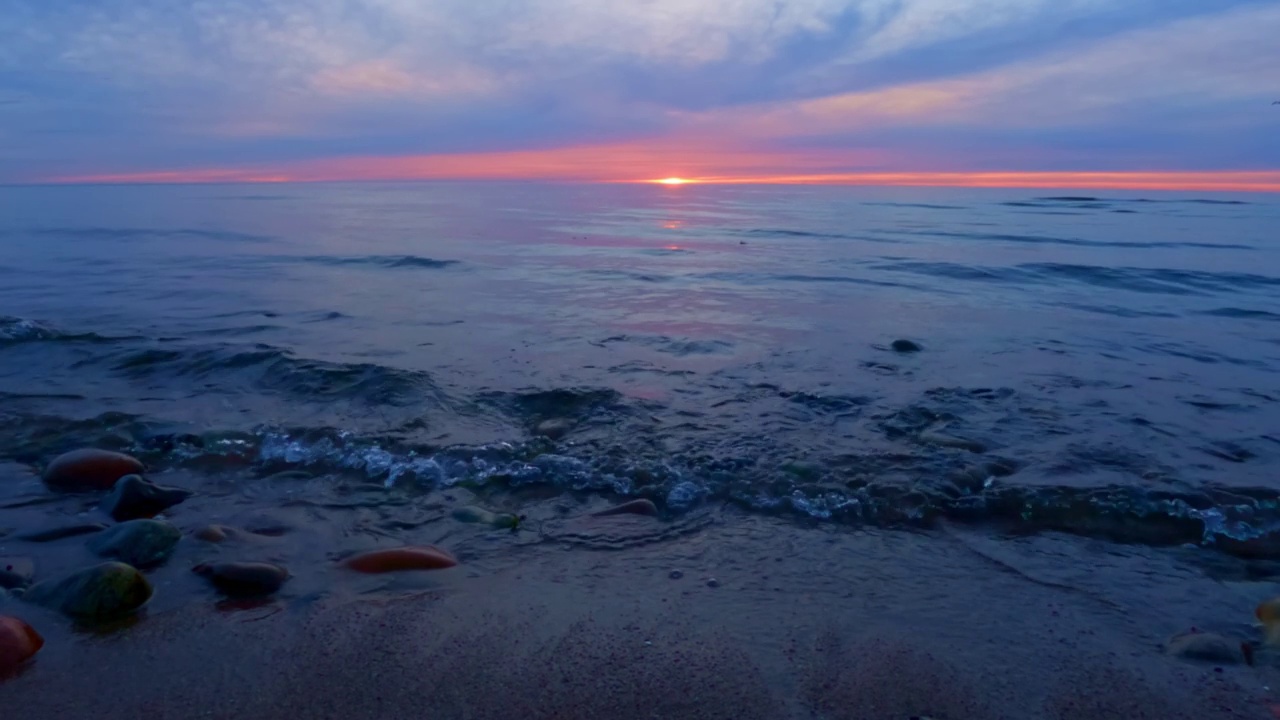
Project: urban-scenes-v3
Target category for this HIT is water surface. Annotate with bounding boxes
[1,182,1278,550]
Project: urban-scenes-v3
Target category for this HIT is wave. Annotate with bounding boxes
[1032,196,1250,206]
[4,418,1279,557]
[1199,308,1280,322]
[875,260,1280,297]
[296,255,459,269]
[0,316,128,345]
[737,228,900,244]
[99,343,447,407]
[891,228,1254,251]
[4,227,274,243]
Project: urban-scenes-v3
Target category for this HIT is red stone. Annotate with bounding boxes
[42,449,144,491]
[342,546,458,573]
[0,616,43,676]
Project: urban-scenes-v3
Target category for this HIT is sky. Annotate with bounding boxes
[2,0,1279,189]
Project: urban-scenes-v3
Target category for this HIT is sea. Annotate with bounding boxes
[1,182,1278,554]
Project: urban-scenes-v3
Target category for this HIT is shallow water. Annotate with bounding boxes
[1,182,1279,551]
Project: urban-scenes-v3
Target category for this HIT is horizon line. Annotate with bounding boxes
[20,169,1280,194]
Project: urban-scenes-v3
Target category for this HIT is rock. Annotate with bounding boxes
[669,570,684,580]
[24,562,153,621]
[100,475,192,521]
[42,449,144,491]
[15,523,107,542]
[0,616,43,676]
[0,559,34,590]
[87,520,180,568]
[534,418,574,440]
[891,339,922,353]
[1165,631,1243,664]
[591,499,659,518]
[192,562,289,597]
[341,546,458,573]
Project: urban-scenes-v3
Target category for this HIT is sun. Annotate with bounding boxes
[655,177,693,185]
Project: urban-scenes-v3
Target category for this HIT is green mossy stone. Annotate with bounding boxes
[24,562,153,620]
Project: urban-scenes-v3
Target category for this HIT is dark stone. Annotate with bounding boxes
[16,524,107,542]
[669,570,684,580]
[193,562,288,597]
[1165,632,1242,665]
[0,558,33,590]
[100,475,192,521]
[87,519,181,568]
[706,578,721,588]
[23,562,153,621]
[42,449,144,491]
[891,339,923,353]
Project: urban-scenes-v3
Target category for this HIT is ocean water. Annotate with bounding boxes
[1,182,1278,553]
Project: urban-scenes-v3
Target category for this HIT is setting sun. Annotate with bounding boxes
[655,177,693,185]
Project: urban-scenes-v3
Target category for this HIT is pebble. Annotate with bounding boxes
[193,562,289,597]
[591,499,660,518]
[0,615,43,676]
[707,578,721,588]
[42,449,144,491]
[100,475,192,521]
[87,519,181,568]
[341,546,458,573]
[15,523,108,542]
[891,339,923,353]
[24,562,153,621]
[534,418,574,440]
[669,570,684,580]
[1165,631,1244,664]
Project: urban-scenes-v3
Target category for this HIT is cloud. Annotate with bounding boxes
[680,4,1280,142]
[1,0,1277,183]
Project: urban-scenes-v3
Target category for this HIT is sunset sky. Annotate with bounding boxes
[3,1,1279,189]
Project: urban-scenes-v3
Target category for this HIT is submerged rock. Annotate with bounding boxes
[0,615,43,676]
[100,475,192,521]
[534,418,574,440]
[890,339,923,353]
[591,499,659,518]
[450,507,521,529]
[87,520,181,568]
[16,524,107,542]
[193,524,233,543]
[42,449,144,492]
[24,562,153,621]
[342,546,458,573]
[193,562,289,597]
[1165,631,1243,664]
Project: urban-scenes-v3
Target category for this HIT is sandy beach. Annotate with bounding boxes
[3,458,1278,719]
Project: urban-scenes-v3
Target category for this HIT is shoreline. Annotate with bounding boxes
[3,470,1278,718]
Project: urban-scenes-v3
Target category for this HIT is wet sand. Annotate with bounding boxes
[3,460,1279,719]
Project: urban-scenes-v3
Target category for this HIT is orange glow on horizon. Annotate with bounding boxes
[41,142,1280,194]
